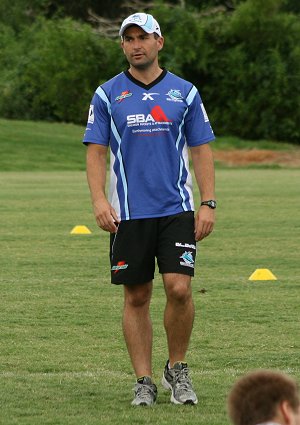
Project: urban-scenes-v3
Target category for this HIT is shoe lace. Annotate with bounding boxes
[174,367,193,392]
[135,383,156,400]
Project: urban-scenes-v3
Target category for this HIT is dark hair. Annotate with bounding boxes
[227,370,300,425]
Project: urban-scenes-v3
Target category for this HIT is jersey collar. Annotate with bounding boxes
[124,68,167,90]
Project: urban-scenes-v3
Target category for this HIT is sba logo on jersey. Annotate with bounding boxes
[127,105,172,126]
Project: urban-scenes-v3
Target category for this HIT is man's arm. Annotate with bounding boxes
[86,143,119,233]
[190,143,216,242]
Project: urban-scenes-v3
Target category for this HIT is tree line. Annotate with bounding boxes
[0,0,299,143]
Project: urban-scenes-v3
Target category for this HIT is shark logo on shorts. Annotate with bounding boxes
[180,251,194,268]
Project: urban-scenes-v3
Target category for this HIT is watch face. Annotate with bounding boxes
[201,200,216,208]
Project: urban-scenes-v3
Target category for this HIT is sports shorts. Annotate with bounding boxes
[109,211,197,285]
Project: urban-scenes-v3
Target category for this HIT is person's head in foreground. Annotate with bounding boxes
[227,370,300,425]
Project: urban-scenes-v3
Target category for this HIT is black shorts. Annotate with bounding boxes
[109,211,196,285]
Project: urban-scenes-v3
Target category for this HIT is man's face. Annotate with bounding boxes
[121,25,164,70]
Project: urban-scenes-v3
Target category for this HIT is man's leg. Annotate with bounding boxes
[162,273,194,365]
[162,272,198,404]
[123,281,153,378]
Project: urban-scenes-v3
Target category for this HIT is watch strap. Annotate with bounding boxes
[200,200,217,209]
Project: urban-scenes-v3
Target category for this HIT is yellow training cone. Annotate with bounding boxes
[248,269,277,281]
[70,225,92,235]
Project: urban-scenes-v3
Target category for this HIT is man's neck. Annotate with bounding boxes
[128,65,163,86]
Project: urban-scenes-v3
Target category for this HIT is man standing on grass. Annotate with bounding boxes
[228,370,300,425]
[83,12,216,406]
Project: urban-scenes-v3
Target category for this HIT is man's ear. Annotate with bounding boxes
[157,36,164,51]
[279,400,293,425]
[120,40,125,54]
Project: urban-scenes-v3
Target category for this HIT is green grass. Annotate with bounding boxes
[1,118,299,423]
[1,118,299,172]
[0,118,86,171]
[1,168,300,425]
[214,135,298,151]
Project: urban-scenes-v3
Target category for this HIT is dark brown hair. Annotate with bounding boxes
[227,370,300,425]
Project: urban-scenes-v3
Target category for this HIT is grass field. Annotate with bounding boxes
[0,119,300,424]
[1,118,298,172]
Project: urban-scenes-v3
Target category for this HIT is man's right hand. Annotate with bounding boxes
[93,199,120,233]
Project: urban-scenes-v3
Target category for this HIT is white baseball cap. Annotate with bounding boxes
[119,13,162,37]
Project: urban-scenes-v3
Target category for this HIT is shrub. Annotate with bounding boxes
[152,0,300,143]
[0,18,123,123]
[199,0,300,142]
[1,1,299,142]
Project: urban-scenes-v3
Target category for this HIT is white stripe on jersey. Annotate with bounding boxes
[96,87,130,220]
[186,85,198,106]
[174,85,198,211]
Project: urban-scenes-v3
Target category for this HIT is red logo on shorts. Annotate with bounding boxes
[112,261,128,274]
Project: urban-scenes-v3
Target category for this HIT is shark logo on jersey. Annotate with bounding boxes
[166,89,184,102]
[180,251,194,268]
[88,104,94,124]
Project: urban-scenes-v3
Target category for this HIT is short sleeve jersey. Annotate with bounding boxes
[83,69,215,221]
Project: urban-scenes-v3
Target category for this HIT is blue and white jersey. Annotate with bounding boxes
[83,69,215,221]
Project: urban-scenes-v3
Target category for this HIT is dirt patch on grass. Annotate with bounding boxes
[214,149,300,167]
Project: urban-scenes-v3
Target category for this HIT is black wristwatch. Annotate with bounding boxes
[200,200,217,209]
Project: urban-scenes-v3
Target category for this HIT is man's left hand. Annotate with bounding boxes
[194,207,215,241]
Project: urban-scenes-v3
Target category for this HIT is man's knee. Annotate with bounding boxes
[124,282,152,308]
[164,274,192,303]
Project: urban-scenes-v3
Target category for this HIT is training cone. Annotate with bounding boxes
[70,225,92,235]
[248,269,277,281]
